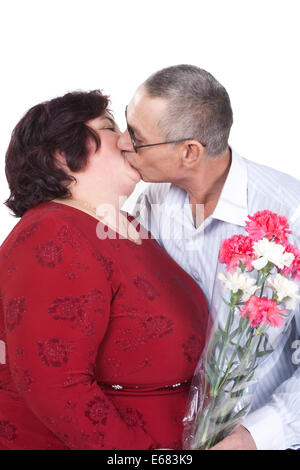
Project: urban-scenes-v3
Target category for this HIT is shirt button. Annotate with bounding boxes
[193,271,200,281]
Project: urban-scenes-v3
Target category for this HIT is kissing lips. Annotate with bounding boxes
[124,154,141,181]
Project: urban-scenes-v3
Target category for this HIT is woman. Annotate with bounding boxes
[0,90,208,450]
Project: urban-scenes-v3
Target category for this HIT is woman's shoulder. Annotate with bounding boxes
[0,201,94,259]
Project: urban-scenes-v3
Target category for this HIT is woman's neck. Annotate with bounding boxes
[52,189,141,245]
[69,186,127,215]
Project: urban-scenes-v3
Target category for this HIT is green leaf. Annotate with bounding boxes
[204,360,217,386]
[229,403,251,421]
[256,349,273,357]
[229,327,240,342]
[207,330,222,352]
[221,296,232,307]
[237,345,245,361]
[209,397,239,419]
[263,334,270,350]
[228,378,256,393]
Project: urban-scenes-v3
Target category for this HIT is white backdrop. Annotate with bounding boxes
[1,0,299,245]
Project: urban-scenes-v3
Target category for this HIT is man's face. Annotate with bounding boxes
[117,86,183,182]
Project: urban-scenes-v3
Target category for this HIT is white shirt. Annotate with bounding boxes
[132,148,300,450]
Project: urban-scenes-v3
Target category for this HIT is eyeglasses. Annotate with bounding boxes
[125,106,205,153]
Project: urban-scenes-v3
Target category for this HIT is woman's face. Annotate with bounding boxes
[85,114,141,196]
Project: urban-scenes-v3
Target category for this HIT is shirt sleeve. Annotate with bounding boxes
[3,212,157,450]
[242,368,300,450]
[242,217,300,450]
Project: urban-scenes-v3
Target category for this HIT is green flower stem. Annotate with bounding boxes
[211,305,236,394]
[194,396,216,449]
[198,327,265,450]
[215,318,249,392]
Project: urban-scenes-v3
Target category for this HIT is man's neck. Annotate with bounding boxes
[175,148,232,226]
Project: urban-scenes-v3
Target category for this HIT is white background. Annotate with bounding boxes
[0,0,299,244]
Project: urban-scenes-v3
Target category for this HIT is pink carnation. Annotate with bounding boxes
[282,243,300,281]
[245,210,291,244]
[219,235,255,273]
[240,296,286,328]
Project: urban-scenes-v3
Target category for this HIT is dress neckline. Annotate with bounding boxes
[45,201,142,246]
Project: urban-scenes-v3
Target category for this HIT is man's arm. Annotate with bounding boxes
[210,425,257,450]
[211,363,300,450]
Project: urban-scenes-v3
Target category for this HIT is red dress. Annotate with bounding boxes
[0,201,208,450]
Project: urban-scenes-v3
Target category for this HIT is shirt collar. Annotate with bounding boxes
[211,148,248,226]
[167,147,248,227]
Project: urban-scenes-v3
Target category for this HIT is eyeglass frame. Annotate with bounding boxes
[125,106,206,153]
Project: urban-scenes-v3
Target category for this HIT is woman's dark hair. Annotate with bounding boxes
[4,89,110,217]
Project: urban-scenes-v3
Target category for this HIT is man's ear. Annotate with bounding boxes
[181,140,204,167]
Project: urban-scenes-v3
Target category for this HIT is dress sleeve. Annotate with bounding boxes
[3,213,157,450]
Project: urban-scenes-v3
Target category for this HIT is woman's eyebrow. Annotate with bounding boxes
[105,116,116,127]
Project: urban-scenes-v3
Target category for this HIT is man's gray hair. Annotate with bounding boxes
[144,64,233,156]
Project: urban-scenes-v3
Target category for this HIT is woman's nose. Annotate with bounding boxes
[117,130,134,152]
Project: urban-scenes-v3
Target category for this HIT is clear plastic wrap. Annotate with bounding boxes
[182,210,300,450]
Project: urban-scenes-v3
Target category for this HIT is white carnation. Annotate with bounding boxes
[252,238,295,270]
[218,271,257,302]
[268,273,300,310]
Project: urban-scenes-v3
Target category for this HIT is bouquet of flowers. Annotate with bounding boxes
[182,210,300,450]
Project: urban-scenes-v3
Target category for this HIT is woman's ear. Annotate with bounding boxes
[53,149,68,171]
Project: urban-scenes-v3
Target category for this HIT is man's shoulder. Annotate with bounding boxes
[245,157,299,187]
[244,157,300,205]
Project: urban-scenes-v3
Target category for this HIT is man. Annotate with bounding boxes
[117,64,300,450]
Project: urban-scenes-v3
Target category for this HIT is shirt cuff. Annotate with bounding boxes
[242,405,286,450]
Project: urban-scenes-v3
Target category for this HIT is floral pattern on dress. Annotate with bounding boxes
[119,407,147,430]
[84,396,110,425]
[34,240,63,268]
[133,276,160,301]
[7,264,16,275]
[48,288,106,335]
[5,297,26,331]
[139,312,174,339]
[64,257,90,280]
[182,334,204,364]
[16,222,40,244]
[0,420,18,441]
[115,314,174,352]
[57,224,82,250]
[48,296,86,322]
[92,252,115,281]
[80,430,105,447]
[16,370,33,394]
[37,337,72,367]
[2,222,40,261]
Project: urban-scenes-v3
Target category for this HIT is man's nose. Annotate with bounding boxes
[117,129,134,152]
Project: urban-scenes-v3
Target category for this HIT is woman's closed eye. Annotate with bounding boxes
[102,127,117,132]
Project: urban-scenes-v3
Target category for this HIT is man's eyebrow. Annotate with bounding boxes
[129,123,145,141]
[125,106,146,141]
